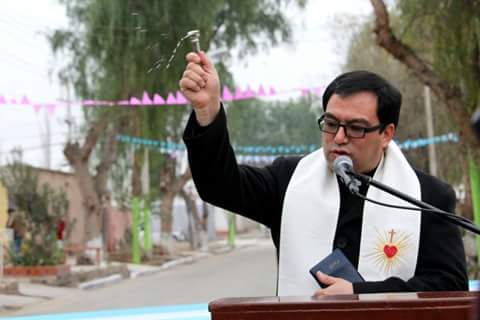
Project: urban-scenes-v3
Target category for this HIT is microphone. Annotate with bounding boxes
[333,155,362,194]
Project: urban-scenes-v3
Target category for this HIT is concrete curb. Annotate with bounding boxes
[0,237,270,314]
[78,274,123,290]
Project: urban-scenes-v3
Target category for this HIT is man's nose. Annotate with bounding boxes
[334,126,349,144]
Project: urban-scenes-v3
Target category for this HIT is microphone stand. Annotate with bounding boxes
[352,172,480,235]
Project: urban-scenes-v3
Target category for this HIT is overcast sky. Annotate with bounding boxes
[0,1,372,171]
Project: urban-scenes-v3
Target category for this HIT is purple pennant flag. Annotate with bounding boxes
[21,95,30,105]
[222,86,233,101]
[166,92,177,104]
[175,91,188,104]
[96,100,112,106]
[257,85,266,97]
[301,88,310,96]
[269,87,277,96]
[243,86,255,99]
[83,100,96,106]
[33,104,42,113]
[313,86,325,96]
[234,87,245,100]
[142,92,153,105]
[0,96,6,104]
[153,94,165,105]
[46,104,56,114]
[129,97,142,105]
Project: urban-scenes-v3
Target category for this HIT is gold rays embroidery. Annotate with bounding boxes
[362,228,412,275]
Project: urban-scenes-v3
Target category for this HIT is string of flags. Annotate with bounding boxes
[116,132,460,165]
[0,84,325,114]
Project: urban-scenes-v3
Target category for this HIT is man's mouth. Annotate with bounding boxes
[331,149,350,156]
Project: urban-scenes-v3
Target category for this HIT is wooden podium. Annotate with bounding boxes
[209,292,478,320]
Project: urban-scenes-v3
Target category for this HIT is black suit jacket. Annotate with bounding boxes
[183,107,468,293]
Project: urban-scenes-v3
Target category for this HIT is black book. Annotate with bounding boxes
[309,248,365,288]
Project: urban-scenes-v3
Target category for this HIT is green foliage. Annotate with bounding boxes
[8,233,64,267]
[340,13,463,184]
[50,0,307,202]
[396,0,480,113]
[1,160,69,266]
[227,96,322,148]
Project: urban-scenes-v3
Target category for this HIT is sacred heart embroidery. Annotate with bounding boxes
[364,228,413,274]
[383,244,398,258]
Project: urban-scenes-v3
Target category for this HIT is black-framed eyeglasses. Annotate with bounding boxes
[317,115,385,139]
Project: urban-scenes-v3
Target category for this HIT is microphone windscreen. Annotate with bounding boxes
[333,155,353,174]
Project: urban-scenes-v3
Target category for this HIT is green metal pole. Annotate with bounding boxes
[143,201,152,254]
[227,212,236,248]
[131,197,141,264]
[470,158,480,263]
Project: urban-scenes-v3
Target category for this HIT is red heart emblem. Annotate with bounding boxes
[383,245,398,258]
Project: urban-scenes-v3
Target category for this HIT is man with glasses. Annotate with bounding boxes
[180,52,468,295]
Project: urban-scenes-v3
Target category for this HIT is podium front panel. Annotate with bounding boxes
[209,292,478,320]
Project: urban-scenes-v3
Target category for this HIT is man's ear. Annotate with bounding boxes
[381,124,395,149]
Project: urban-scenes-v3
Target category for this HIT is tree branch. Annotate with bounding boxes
[80,112,111,161]
[370,0,480,151]
[173,167,192,194]
[94,127,119,198]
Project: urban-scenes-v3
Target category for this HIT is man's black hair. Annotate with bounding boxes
[322,71,402,128]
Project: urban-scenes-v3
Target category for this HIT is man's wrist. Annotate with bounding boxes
[194,101,221,126]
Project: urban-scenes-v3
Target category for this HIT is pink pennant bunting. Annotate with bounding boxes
[142,92,153,105]
[175,91,188,104]
[234,87,245,100]
[118,100,130,105]
[100,100,115,106]
[10,98,17,104]
[20,95,30,105]
[166,92,177,104]
[33,104,42,113]
[222,86,233,101]
[257,85,266,97]
[153,94,165,105]
[83,100,96,106]
[243,86,255,99]
[129,97,141,105]
[269,87,277,96]
[313,86,325,96]
[301,88,310,96]
[46,104,56,114]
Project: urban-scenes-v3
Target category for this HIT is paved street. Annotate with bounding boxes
[3,239,277,318]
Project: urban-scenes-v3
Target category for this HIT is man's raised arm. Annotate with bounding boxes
[179,51,221,126]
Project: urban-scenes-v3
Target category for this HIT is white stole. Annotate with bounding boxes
[277,142,421,296]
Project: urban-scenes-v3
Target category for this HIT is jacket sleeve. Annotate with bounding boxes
[183,106,294,230]
[353,177,469,293]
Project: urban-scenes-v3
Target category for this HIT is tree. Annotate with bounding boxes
[227,96,322,148]
[369,0,480,156]
[368,0,480,220]
[1,157,68,266]
[339,15,462,185]
[49,0,307,245]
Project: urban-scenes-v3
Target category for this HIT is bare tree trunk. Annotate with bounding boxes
[160,191,175,235]
[63,113,119,244]
[200,202,210,251]
[159,161,192,235]
[131,112,143,197]
[180,188,200,250]
[159,161,192,253]
[64,143,103,242]
[460,153,474,221]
